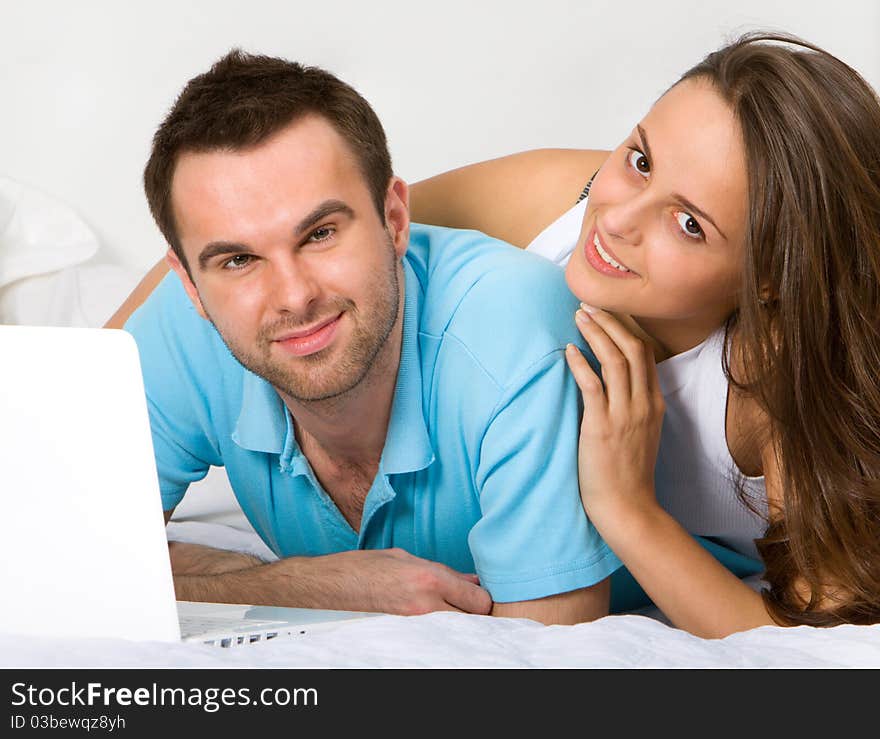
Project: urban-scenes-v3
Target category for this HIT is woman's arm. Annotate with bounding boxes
[565,306,778,638]
[593,499,775,637]
[410,148,609,247]
[104,257,170,328]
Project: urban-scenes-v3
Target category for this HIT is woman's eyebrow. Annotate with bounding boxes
[637,124,728,241]
[672,194,728,241]
[636,124,654,164]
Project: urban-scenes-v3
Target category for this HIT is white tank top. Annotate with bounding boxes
[527,198,768,559]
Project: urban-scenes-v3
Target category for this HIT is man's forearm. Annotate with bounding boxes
[167,542,313,606]
[174,553,355,610]
[169,546,494,616]
[168,542,265,576]
[170,550,345,610]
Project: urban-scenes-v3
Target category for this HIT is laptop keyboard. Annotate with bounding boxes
[179,615,295,647]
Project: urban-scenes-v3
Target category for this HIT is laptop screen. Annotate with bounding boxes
[0,326,181,641]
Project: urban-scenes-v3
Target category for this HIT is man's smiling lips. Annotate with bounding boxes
[272,313,343,356]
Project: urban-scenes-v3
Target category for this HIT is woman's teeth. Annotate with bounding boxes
[594,234,630,272]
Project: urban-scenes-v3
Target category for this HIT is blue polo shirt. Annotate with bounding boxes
[125,223,622,602]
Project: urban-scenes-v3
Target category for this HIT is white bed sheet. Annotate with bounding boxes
[4,612,879,668]
[4,518,876,669]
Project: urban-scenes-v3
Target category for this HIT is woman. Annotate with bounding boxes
[109,32,880,636]
[441,31,880,636]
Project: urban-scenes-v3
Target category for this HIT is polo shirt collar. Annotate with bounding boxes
[381,258,435,475]
[231,257,434,476]
[231,369,288,455]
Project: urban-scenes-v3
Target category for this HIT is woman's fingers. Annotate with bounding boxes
[566,306,667,527]
[643,339,662,401]
[565,343,608,418]
[578,305,654,409]
[574,308,631,409]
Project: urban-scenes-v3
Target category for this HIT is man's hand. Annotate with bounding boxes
[300,548,493,616]
[171,545,493,616]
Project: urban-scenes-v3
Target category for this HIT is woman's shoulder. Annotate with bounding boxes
[481,147,608,195]
[409,148,609,248]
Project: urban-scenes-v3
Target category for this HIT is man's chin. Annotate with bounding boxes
[250,355,369,404]
[281,384,356,403]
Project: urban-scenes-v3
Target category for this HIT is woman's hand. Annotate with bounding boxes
[565,310,778,637]
[564,304,666,531]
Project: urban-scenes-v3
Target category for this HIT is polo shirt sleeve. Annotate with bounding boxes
[124,275,223,511]
[468,348,623,602]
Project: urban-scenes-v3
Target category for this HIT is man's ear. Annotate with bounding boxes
[384,176,410,258]
[165,248,209,321]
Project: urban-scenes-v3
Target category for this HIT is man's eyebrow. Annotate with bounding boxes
[197,241,253,271]
[294,199,355,236]
[637,124,727,241]
[196,199,356,270]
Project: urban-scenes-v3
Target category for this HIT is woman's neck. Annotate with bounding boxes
[620,314,726,363]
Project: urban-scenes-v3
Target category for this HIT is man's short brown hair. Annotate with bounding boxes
[144,49,393,269]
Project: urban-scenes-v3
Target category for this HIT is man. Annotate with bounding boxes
[123,50,620,625]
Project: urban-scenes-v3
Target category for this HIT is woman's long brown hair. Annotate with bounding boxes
[679,33,880,625]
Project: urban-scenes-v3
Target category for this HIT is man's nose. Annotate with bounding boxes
[265,258,321,314]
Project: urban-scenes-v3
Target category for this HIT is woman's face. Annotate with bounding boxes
[566,77,749,351]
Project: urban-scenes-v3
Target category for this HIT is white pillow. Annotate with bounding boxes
[0,176,99,290]
[0,262,143,328]
[0,176,147,327]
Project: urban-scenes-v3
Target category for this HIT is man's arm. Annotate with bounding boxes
[163,510,266,574]
[172,549,493,616]
[164,506,492,615]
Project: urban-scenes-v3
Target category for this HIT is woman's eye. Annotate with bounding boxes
[627,148,650,178]
[222,254,253,270]
[675,211,703,239]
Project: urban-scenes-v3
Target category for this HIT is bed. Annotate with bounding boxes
[3,176,878,669]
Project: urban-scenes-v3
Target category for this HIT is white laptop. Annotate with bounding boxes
[0,324,379,647]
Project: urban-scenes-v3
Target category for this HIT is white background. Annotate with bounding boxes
[2,0,878,272]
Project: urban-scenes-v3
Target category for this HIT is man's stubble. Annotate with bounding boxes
[204,234,402,405]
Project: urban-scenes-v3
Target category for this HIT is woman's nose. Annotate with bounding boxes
[600,195,645,245]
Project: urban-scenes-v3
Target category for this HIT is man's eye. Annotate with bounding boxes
[627,148,650,178]
[308,226,335,242]
[222,254,253,270]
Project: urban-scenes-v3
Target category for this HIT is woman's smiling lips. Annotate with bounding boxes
[584,226,639,278]
[273,313,343,356]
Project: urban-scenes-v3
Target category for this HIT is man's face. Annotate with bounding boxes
[167,115,409,403]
